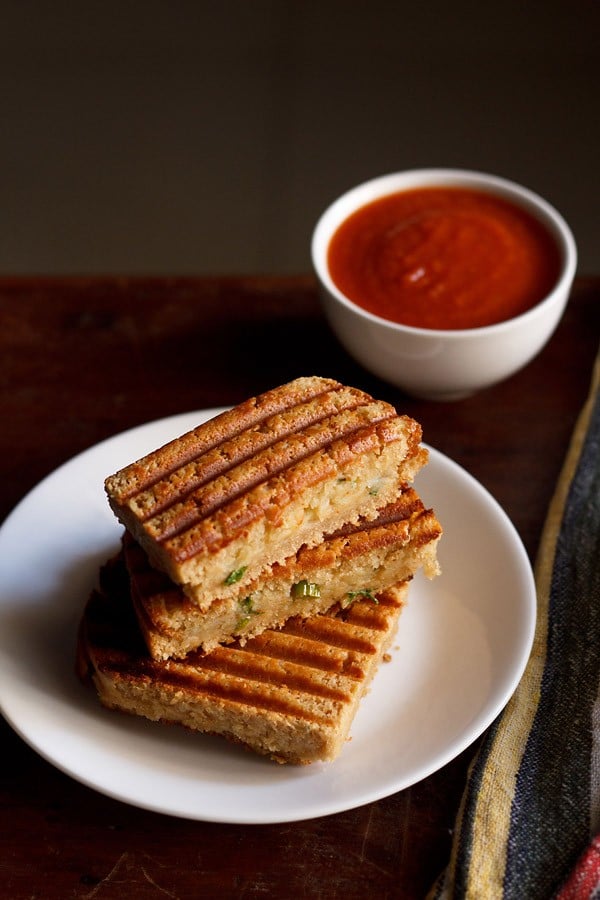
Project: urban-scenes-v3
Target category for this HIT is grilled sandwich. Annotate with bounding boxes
[104,376,426,610]
[123,486,441,659]
[76,553,410,764]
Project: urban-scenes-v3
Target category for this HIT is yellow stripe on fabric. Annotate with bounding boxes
[460,623,548,895]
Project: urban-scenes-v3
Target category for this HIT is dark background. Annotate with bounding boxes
[1,0,598,276]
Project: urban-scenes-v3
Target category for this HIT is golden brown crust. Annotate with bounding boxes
[77,557,409,764]
[122,487,441,659]
[118,384,376,523]
[105,376,345,502]
[161,412,420,561]
[104,377,425,607]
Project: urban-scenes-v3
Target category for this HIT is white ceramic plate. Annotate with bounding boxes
[0,410,536,824]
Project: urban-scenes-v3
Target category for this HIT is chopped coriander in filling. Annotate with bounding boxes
[224,566,247,586]
[236,594,258,631]
[346,588,378,605]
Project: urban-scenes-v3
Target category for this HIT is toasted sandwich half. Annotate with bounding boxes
[104,376,426,609]
[123,486,441,659]
[76,554,410,765]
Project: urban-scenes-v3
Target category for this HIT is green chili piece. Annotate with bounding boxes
[291,580,321,599]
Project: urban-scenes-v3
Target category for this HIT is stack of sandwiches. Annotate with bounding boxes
[76,376,442,764]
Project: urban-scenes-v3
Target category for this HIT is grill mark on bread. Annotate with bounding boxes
[283,588,405,644]
[338,602,396,629]
[231,631,367,680]
[78,567,410,763]
[104,377,427,615]
[141,402,398,543]
[163,415,420,562]
[121,487,441,658]
[327,491,424,539]
[184,646,355,701]
[85,600,404,723]
[281,617,379,654]
[169,681,332,725]
[105,376,343,501]
[102,658,335,725]
[125,386,375,521]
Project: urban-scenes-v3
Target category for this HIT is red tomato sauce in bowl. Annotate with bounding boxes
[327,187,562,330]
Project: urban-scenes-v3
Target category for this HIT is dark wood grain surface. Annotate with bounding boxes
[1,276,598,899]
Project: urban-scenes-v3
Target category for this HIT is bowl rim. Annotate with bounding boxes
[311,167,578,339]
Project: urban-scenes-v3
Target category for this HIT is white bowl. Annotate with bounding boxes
[311,168,577,400]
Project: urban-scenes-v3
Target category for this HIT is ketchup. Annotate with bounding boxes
[327,187,561,330]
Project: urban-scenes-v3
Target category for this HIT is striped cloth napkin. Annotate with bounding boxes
[431,348,600,900]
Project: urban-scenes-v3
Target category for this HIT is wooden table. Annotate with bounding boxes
[1,276,598,899]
